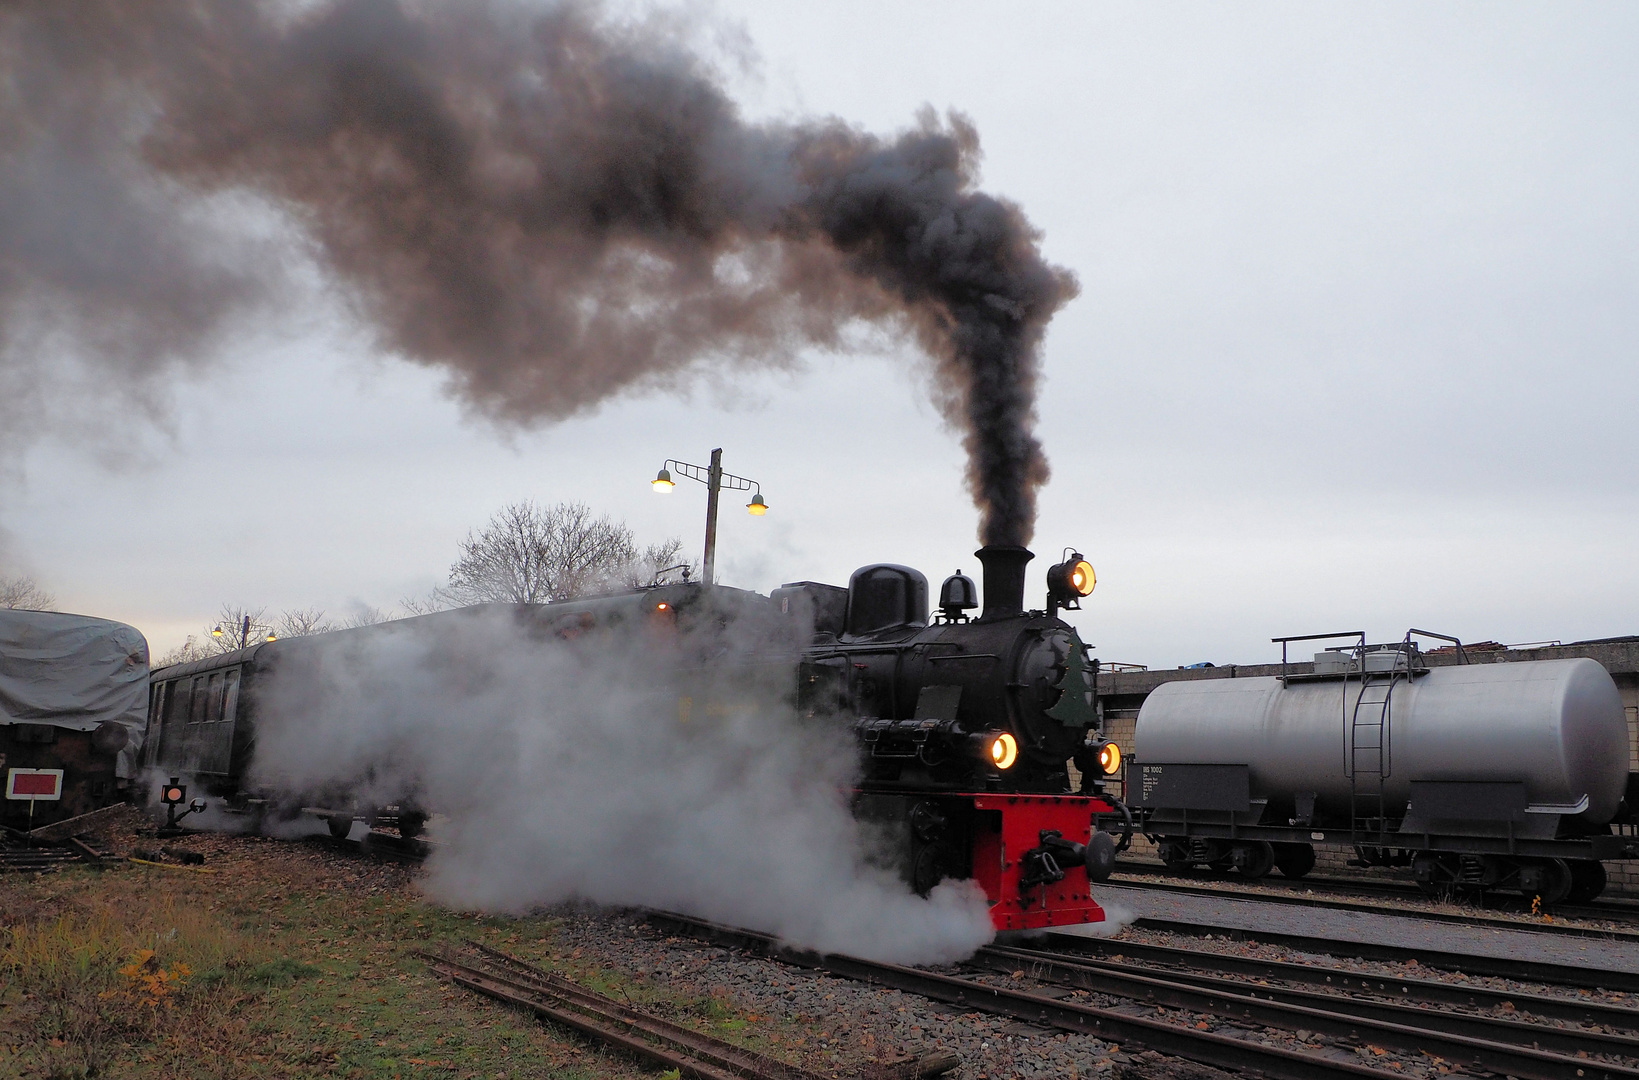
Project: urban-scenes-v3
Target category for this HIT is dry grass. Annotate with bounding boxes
[0,814,668,1079]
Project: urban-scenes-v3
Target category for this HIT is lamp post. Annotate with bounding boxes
[652,448,767,585]
[211,615,277,649]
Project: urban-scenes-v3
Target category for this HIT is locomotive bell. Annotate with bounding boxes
[938,570,977,621]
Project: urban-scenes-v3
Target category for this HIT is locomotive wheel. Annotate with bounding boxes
[1085,832,1117,882]
[397,811,428,840]
[909,844,960,897]
[1231,841,1275,880]
[325,815,354,839]
[1566,860,1607,904]
[1273,843,1317,879]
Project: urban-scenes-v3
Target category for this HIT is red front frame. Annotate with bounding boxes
[969,791,1110,931]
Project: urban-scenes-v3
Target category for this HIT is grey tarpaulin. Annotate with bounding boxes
[0,609,150,778]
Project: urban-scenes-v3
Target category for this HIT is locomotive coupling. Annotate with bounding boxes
[1019,828,1087,892]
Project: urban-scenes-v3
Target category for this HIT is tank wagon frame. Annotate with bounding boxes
[1094,630,1639,904]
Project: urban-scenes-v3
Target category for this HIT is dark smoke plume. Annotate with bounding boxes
[0,0,1076,543]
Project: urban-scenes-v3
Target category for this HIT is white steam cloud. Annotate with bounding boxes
[250,601,996,964]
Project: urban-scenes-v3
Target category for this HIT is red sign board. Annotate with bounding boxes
[6,769,64,801]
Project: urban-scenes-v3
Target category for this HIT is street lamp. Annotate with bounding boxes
[651,448,767,585]
[211,615,276,648]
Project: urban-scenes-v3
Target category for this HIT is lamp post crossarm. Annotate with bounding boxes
[661,459,759,495]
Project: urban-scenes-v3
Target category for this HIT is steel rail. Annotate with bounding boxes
[1111,868,1639,928]
[643,910,1404,1080]
[1033,934,1639,1029]
[1126,915,1639,993]
[978,943,1639,1077]
[425,955,767,1080]
[429,944,960,1080]
[462,942,889,1080]
[1101,877,1639,942]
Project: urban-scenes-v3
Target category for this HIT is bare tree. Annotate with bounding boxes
[342,604,393,628]
[621,537,690,590]
[0,573,55,611]
[441,501,687,605]
[277,607,337,638]
[203,604,273,653]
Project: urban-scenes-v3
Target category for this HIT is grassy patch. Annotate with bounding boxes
[0,836,679,1079]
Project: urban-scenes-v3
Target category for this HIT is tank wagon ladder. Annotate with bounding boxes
[1347,630,1469,848]
[1347,664,1397,845]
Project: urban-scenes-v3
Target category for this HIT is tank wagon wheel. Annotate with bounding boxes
[1231,840,1276,880]
[325,815,354,840]
[1566,860,1607,904]
[1272,842,1317,879]
[1536,858,1575,907]
[1157,840,1193,872]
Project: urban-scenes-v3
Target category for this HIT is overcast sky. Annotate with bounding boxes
[5,2,1636,667]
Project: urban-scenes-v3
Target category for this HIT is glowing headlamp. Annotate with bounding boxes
[988,732,1019,770]
[1095,740,1122,775]
[1046,552,1096,611]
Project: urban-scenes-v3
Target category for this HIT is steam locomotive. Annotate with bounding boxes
[774,545,1124,929]
[143,543,1126,932]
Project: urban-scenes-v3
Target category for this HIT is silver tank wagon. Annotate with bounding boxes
[1135,657,1628,823]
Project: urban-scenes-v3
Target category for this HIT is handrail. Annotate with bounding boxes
[1406,627,1467,665]
[1273,631,1366,682]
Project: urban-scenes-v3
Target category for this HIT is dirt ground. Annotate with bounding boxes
[0,807,791,1080]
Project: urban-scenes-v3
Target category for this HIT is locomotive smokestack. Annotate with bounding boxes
[975,546,1033,622]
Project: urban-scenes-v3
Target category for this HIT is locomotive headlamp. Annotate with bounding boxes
[1047,555,1095,599]
[1096,741,1122,775]
[161,779,186,805]
[747,493,767,516]
[652,468,675,493]
[264,630,277,643]
[1069,560,1094,596]
[988,732,1019,770]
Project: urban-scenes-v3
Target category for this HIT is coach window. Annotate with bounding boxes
[206,672,226,724]
[145,682,168,765]
[221,669,241,726]
[165,680,190,728]
[189,676,210,725]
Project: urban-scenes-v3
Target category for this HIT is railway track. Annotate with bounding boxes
[1112,866,1639,928]
[648,910,1414,1080]
[310,828,433,863]
[1098,878,1639,944]
[1121,914,1639,992]
[312,832,1639,1077]
[650,909,1639,1080]
[420,941,957,1080]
